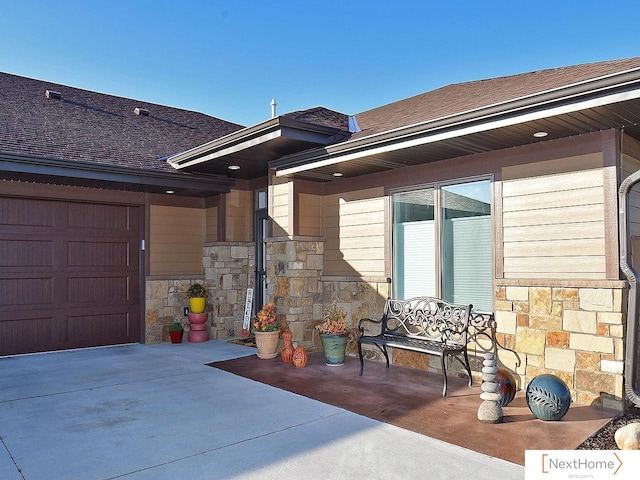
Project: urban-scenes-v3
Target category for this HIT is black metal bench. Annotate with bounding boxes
[357,296,473,396]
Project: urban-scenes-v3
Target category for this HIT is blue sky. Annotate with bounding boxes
[2,0,640,126]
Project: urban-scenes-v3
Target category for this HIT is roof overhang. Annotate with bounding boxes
[272,67,640,180]
[0,152,234,197]
[166,116,349,180]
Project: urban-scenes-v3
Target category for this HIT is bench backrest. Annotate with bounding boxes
[382,297,472,347]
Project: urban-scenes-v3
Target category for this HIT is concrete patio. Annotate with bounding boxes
[0,341,523,479]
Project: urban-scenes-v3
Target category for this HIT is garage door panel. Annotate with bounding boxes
[67,276,131,303]
[0,239,53,266]
[67,241,130,266]
[0,314,68,355]
[67,203,134,231]
[0,197,56,227]
[0,198,141,355]
[67,311,133,345]
[0,277,54,306]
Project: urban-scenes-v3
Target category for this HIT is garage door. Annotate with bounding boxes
[0,197,141,355]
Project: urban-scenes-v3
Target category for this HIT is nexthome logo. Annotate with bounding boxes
[525,450,640,479]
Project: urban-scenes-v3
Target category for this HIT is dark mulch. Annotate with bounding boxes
[576,406,640,449]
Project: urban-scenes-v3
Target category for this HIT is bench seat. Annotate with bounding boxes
[358,296,473,396]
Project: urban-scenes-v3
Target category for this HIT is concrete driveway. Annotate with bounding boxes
[0,342,524,480]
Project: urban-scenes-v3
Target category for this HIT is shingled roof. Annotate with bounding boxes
[271,57,640,179]
[0,72,244,173]
[353,57,640,139]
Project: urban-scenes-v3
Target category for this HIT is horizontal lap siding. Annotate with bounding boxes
[271,182,290,237]
[502,154,606,279]
[298,193,322,237]
[205,206,218,242]
[323,188,385,276]
[149,205,205,275]
[225,189,252,242]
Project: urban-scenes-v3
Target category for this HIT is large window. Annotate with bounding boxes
[392,179,492,311]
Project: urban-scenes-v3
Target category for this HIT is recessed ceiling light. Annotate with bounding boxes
[333,172,343,177]
[165,190,174,194]
[533,131,548,138]
[228,165,240,170]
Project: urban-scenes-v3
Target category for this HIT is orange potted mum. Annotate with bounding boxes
[253,303,280,359]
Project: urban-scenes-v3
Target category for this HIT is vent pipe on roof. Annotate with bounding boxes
[348,115,361,133]
[270,98,277,118]
[45,90,62,100]
[134,107,149,116]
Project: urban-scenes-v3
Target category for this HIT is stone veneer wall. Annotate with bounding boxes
[266,236,390,352]
[316,277,390,354]
[494,282,627,409]
[266,237,323,348]
[144,242,253,343]
[202,241,254,339]
[145,277,210,343]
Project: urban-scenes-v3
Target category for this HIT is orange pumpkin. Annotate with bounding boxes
[292,345,307,368]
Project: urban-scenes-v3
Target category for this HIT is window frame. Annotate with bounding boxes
[389,174,494,310]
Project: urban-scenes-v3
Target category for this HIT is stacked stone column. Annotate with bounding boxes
[478,352,503,424]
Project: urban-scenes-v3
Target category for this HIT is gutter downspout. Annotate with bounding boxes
[618,167,640,407]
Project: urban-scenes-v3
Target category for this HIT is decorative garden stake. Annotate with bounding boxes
[477,352,504,424]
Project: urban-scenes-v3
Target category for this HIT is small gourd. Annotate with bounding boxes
[292,345,308,368]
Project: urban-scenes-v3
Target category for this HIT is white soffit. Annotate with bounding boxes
[168,130,282,170]
[275,88,640,177]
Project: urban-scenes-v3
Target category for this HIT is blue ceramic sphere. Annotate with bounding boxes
[526,374,571,421]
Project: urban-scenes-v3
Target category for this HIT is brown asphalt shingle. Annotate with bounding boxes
[0,72,245,173]
[353,57,640,139]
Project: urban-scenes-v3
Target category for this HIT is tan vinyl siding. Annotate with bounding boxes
[225,189,252,242]
[502,153,606,280]
[150,205,205,275]
[205,205,218,242]
[271,182,291,237]
[298,193,322,236]
[323,187,385,276]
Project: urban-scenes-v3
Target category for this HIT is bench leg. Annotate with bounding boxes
[463,349,472,388]
[380,344,390,368]
[441,355,448,397]
[358,340,364,376]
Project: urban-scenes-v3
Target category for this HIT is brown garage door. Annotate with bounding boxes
[0,197,141,355]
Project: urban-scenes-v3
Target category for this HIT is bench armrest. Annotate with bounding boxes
[358,317,383,336]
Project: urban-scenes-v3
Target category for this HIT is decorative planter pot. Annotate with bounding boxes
[187,312,208,324]
[189,297,206,314]
[169,330,183,344]
[254,331,280,359]
[319,333,349,366]
[187,312,209,343]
